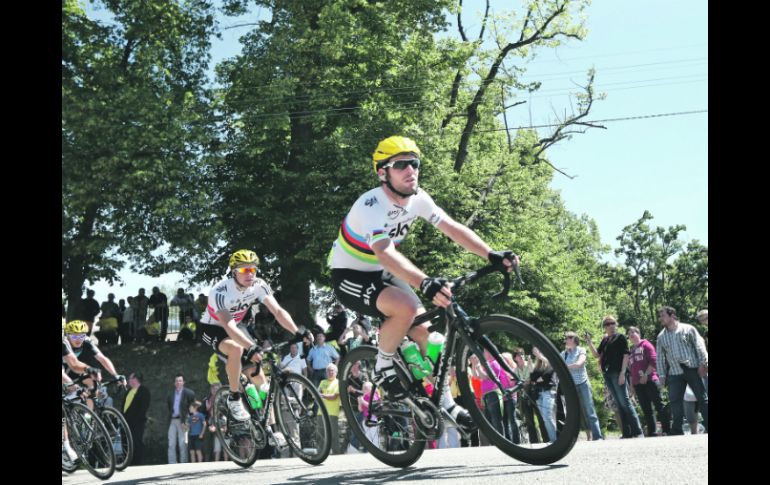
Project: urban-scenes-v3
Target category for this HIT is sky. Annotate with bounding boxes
[82,0,707,304]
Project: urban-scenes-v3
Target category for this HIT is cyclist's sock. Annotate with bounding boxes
[375,349,395,371]
[439,385,455,410]
[228,391,240,401]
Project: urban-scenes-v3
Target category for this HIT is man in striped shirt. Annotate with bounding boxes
[655,306,708,434]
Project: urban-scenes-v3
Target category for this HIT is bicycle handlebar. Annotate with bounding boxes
[449,255,524,299]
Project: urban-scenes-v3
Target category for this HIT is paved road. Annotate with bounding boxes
[62,434,707,484]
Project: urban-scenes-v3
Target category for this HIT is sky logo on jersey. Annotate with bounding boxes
[388,221,411,239]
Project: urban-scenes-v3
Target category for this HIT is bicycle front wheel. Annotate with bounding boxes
[274,372,332,465]
[212,388,261,468]
[99,406,134,471]
[455,315,580,465]
[339,345,426,468]
[65,401,116,480]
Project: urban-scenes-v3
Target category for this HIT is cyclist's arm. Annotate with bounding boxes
[371,239,427,288]
[64,353,89,374]
[436,216,492,259]
[95,353,119,376]
[262,295,300,335]
[217,309,258,349]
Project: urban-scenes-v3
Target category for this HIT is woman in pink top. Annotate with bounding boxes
[628,327,670,436]
[472,350,520,443]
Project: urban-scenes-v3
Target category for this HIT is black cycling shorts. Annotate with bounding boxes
[331,268,423,320]
[201,323,260,371]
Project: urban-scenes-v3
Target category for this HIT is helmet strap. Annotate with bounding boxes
[382,168,418,198]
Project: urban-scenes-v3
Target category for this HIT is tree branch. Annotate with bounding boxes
[464,161,508,228]
[530,71,606,178]
[453,0,582,172]
[457,0,468,42]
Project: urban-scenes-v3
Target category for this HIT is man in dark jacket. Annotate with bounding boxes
[123,372,151,465]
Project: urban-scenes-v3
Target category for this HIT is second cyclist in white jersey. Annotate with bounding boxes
[200,250,313,421]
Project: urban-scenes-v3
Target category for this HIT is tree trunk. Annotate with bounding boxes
[279,260,313,328]
[63,204,99,320]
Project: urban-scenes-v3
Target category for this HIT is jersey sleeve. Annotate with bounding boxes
[253,279,273,304]
[62,338,72,356]
[86,339,103,357]
[414,191,447,227]
[208,282,229,315]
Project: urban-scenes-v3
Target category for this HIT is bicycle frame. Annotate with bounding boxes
[239,344,308,429]
[362,264,522,433]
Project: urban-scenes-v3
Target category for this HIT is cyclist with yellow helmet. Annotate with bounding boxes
[199,249,313,421]
[328,135,518,430]
[62,319,125,386]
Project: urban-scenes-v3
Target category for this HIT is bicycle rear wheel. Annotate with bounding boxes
[99,407,134,471]
[455,315,580,465]
[339,345,426,468]
[212,388,261,468]
[65,401,116,480]
[274,372,332,465]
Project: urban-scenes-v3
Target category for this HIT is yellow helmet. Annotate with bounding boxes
[372,136,421,174]
[229,249,259,269]
[65,320,89,335]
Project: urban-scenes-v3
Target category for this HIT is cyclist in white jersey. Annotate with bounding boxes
[329,135,518,430]
[200,249,313,421]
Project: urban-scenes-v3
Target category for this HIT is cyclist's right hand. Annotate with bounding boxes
[85,366,101,380]
[420,277,452,308]
[296,328,314,346]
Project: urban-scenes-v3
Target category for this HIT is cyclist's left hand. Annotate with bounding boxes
[488,250,519,273]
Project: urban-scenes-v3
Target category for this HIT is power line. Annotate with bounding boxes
[226,58,707,109]
[472,110,708,134]
[227,78,707,122]
[523,57,707,81]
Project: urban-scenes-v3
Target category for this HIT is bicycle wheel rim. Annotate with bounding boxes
[212,388,260,467]
[339,345,426,468]
[66,402,116,479]
[275,373,332,464]
[455,315,580,465]
[100,407,134,471]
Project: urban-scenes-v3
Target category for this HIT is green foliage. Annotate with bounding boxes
[62,0,221,306]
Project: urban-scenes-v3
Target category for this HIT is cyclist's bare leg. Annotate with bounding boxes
[246,367,266,387]
[376,286,423,355]
[406,322,430,354]
[220,339,245,393]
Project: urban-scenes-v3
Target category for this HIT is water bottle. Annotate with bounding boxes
[244,382,262,409]
[259,383,270,404]
[426,332,445,365]
[400,340,432,379]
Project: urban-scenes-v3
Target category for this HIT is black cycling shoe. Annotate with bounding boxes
[373,366,409,400]
[447,404,477,432]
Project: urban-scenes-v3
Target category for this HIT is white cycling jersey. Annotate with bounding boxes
[329,186,447,271]
[200,276,272,327]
